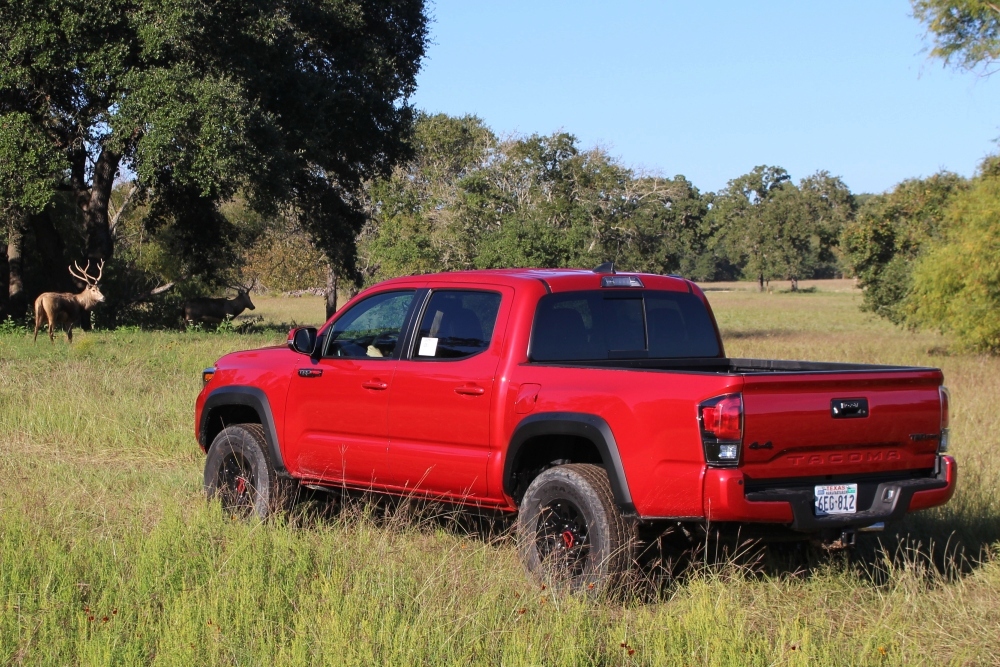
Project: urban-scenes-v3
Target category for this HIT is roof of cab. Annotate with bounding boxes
[371,268,695,294]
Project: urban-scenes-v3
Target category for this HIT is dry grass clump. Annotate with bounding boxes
[1,287,998,665]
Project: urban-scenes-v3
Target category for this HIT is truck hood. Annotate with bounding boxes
[215,345,296,372]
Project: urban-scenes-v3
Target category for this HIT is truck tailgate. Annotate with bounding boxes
[740,368,943,480]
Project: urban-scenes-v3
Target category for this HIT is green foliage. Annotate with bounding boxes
[0,315,29,335]
[840,173,966,323]
[906,169,1000,352]
[913,0,1000,73]
[711,166,851,289]
[243,218,327,292]
[0,0,427,316]
[0,112,66,219]
[360,115,724,283]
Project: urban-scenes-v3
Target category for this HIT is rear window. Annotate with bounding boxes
[530,290,720,361]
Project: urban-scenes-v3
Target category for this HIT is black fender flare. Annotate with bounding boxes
[503,412,635,513]
[199,385,289,476]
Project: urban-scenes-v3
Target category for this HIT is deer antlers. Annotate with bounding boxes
[227,277,258,294]
[68,260,105,286]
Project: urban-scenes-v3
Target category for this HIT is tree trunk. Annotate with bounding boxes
[31,210,69,292]
[790,278,798,292]
[7,218,26,317]
[325,263,338,320]
[84,147,121,265]
[0,240,8,318]
[757,273,764,292]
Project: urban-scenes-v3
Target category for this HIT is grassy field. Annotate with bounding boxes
[1,285,999,666]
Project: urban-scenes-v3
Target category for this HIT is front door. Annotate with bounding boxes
[388,287,510,499]
[284,289,418,486]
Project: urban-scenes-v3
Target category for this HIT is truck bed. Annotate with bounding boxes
[530,356,936,375]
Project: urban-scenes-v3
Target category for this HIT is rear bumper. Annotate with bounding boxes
[703,455,956,532]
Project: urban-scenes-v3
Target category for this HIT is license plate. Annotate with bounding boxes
[814,483,858,515]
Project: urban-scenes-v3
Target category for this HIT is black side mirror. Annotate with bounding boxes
[287,326,318,355]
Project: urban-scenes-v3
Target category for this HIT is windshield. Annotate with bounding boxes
[529,290,721,361]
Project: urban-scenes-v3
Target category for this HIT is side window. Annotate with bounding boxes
[324,291,415,359]
[413,290,502,360]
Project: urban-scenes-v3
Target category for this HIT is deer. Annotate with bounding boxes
[183,284,256,326]
[33,260,106,343]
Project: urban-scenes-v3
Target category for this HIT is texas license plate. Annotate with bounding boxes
[814,483,858,515]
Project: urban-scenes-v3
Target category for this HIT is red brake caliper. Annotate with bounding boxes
[561,530,575,549]
[235,477,247,496]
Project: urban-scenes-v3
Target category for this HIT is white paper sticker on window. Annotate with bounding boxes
[418,337,438,357]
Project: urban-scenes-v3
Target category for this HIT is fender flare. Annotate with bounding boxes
[503,412,635,513]
[199,385,289,476]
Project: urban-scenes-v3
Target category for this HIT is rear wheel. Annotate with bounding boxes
[516,463,634,595]
[204,424,297,518]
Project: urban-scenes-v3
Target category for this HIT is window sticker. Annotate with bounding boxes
[418,336,439,357]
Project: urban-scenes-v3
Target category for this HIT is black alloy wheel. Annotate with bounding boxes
[535,497,591,579]
[217,449,256,516]
[204,423,297,519]
[516,463,634,595]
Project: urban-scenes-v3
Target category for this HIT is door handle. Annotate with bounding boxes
[455,385,485,396]
[298,369,323,378]
[362,380,388,390]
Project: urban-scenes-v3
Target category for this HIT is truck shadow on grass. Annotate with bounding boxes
[663,509,1000,595]
[283,489,1000,602]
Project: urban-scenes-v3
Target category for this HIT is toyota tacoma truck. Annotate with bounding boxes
[195,267,956,592]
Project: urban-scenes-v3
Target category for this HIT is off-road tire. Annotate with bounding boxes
[204,424,298,519]
[516,463,635,595]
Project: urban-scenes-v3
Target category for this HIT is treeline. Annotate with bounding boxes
[4,108,999,353]
[357,114,1000,353]
[842,156,1000,353]
[354,114,852,291]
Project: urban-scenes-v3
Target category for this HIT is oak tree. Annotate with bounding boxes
[0,0,427,316]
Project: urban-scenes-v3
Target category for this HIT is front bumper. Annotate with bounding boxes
[703,455,957,532]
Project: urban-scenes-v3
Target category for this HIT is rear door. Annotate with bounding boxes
[387,286,512,499]
[739,370,944,480]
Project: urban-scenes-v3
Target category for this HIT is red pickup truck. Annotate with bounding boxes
[195,267,956,591]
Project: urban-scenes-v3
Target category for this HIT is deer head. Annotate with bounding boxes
[68,260,106,305]
[230,279,256,311]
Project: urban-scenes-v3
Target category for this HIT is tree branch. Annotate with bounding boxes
[127,282,175,305]
[109,182,139,236]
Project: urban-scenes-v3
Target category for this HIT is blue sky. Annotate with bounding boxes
[411,1,1000,194]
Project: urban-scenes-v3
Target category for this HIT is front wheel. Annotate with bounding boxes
[516,463,634,595]
[204,424,297,519]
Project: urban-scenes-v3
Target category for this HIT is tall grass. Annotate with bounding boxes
[1,287,998,665]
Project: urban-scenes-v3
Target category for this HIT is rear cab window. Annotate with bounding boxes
[529,290,720,361]
[412,290,503,360]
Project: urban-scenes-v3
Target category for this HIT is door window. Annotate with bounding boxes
[412,290,502,360]
[324,290,415,359]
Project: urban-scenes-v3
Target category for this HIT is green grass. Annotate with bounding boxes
[1,286,999,665]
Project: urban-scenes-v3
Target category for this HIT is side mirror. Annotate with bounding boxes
[287,327,318,355]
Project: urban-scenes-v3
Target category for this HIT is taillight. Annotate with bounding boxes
[939,386,950,453]
[698,393,743,467]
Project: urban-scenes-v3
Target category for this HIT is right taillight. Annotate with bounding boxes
[939,386,950,453]
[698,393,743,467]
